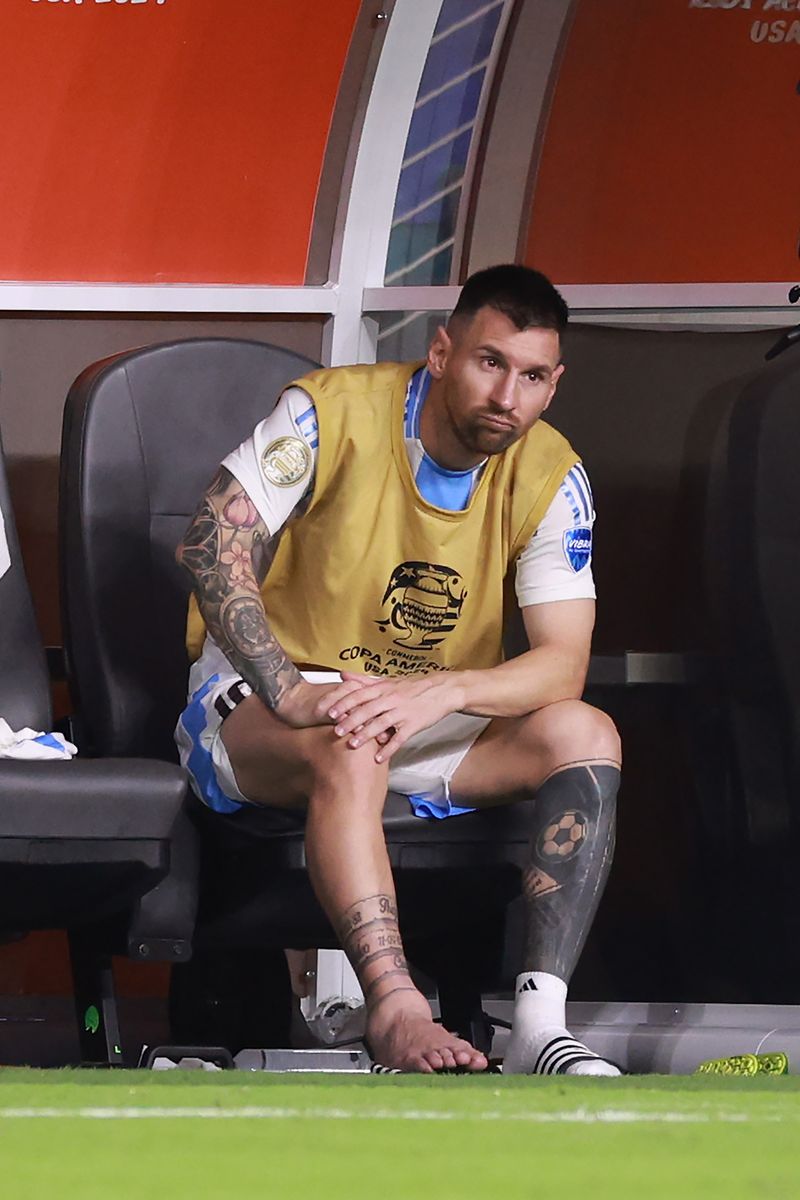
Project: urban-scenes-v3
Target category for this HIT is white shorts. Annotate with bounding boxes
[175,668,490,820]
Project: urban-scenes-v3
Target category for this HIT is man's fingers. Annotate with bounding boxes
[345,707,407,747]
[321,679,374,720]
[374,726,407,762]
[327,681,385,720]
[333,694,395,735]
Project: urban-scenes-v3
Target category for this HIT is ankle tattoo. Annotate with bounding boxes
[337,894,411,1006]
[364,968,412,1003]
[368,986,420,1013]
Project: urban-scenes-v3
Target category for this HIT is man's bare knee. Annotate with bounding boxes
[524,700,620,771]
[305,733,389,802]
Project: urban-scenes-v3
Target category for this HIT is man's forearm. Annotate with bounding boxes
[198,587,301,712]
[453,645,588,721]
[176,471,301,712]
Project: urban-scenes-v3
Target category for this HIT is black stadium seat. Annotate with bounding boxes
[0,430,190,1065]
[701,342,800,1000]
[59,337,539,1055]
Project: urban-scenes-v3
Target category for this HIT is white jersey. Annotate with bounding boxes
[223,367,596,608]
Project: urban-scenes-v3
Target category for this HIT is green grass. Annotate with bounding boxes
[1,1070,799,1200]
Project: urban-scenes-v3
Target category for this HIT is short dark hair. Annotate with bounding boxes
[449,264,568,336]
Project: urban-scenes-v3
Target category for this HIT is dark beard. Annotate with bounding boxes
[457,417,520,458]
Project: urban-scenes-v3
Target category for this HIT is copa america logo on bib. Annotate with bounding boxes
[563,528,592,573]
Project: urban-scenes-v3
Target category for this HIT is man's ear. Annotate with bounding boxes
[427,325,452,379]
[541,363,565,414]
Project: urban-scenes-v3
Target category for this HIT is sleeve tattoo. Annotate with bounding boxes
[177,466,301,710]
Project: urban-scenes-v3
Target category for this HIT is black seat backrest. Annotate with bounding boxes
[0,433,51,732]
[725,350,800,717]
[704,347,800,843]
[59,338,319,760]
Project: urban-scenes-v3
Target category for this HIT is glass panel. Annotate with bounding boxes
[402,72,485,162]
[372,310,449,364]
[385,0,506,286]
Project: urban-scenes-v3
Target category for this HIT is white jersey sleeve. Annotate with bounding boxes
[222,387,319,536]
[515,462,596,607]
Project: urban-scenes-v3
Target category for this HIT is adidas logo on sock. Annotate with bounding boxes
[518,978,538,993]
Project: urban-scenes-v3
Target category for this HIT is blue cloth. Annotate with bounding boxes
[406,791,476,820]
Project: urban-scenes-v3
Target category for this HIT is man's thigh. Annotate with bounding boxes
[220,694,320,808]
[449,700,620,806]
[223,699,487,812]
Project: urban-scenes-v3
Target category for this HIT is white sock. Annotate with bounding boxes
[502,971,620,1077]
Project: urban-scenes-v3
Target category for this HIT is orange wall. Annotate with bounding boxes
[526,0,800,284]
[0,0,359,284]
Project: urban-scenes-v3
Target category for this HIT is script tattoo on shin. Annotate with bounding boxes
[177,466,301,710]
[337,895,413,1010]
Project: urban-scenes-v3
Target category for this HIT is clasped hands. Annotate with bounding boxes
[278,670,464,762]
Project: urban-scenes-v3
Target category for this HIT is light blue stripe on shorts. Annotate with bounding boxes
[176,673,243,814]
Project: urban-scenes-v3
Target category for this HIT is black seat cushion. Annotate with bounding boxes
[0,759,186,840]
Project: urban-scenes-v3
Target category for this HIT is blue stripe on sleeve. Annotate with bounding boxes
[568,466,591,522]
[295,404,316,427]
[572,462,594,512]
[559,478,582,524]
[294,404,319,446]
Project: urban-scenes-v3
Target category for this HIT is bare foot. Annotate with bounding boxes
[366,990,488,1073]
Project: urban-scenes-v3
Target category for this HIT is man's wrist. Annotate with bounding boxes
[447,671,470,714]
[272,675,304,718]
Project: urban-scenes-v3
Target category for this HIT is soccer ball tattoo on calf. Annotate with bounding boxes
[522,764,619,982]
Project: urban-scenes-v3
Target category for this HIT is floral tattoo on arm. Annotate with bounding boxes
[177,467,301,710]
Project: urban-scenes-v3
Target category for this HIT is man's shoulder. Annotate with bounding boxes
[291,360,421,403]
[516,418,577,464]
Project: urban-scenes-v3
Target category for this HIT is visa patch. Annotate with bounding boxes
[563,527,592,573]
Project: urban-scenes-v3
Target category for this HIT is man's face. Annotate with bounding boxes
[425,306,565,466]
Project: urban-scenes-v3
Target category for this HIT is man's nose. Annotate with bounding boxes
[490,372,516,409]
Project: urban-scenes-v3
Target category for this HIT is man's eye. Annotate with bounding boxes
[482,357,499,368]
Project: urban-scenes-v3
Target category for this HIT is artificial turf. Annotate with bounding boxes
[1,1070,798,1200]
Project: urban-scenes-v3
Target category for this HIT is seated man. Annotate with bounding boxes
[175,264,621,1075]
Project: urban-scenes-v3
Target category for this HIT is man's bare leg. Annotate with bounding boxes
[221,698,487,1072]
[451,698,621,1075]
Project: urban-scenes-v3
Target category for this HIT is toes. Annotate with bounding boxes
[423,1050,445,1072]
[438,1048,458,1071]
[453,1045,478,1066]
[368,1015,490,1074]
[454,1046,488,1071]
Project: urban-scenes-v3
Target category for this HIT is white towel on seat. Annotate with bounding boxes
[0,718,77,760]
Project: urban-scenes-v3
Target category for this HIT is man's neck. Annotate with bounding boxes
[419,378,485,472]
